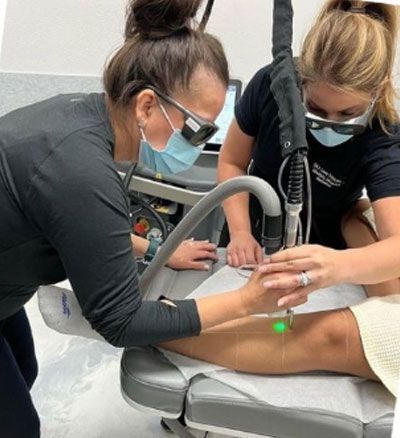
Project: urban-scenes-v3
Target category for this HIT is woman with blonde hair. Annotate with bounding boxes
[219,0,400,299]
[161,0,400,399]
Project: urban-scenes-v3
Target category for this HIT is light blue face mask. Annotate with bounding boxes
[139,103,202,174]
[307,99,376,148]
[309,128,354,148]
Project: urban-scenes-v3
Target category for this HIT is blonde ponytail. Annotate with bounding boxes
[299,1,399,131]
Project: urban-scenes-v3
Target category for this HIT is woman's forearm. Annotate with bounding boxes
[218,161,252,235]
[131,234,150,258]
[340,235,400,285]
[195,289,248,331]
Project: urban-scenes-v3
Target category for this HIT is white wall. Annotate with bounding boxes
[0,0,7,56]
[0,0,322,84]
[0,0,126,77]
[1,0,399,87]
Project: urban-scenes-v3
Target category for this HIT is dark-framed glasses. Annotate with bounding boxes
[146,86,219,146]
[305,100,375,136]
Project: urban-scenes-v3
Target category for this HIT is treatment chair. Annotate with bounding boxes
[119,172,395,438]
[121,253,395,438]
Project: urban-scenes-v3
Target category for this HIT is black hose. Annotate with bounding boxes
[123,163,138,190]
[199,0,215,31]
[284,150,306,248]
[287,151,305,205]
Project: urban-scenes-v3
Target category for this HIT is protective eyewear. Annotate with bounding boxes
[305,100,375,136]
[147,86,219,146]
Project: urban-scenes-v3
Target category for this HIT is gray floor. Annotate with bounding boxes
[26,296,179,438]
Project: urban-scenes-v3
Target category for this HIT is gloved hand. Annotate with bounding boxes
[226,231,263,267]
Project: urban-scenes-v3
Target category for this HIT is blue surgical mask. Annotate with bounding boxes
[139,104,202,174]
[309,128,353,147]
[306,98,376,148]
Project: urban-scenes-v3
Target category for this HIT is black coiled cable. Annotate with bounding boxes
[283,149,308,248]
[287,150,305,205]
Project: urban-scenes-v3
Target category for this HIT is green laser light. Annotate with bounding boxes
[273,320,288,334]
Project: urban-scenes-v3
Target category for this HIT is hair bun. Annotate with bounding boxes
[125,0,203,40]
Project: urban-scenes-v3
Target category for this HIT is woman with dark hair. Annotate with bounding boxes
[0,1,277,436]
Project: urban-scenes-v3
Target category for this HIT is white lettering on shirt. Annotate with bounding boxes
[312,163,344,189]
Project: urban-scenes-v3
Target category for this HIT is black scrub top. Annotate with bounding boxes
[235,65,400,249]
[0,93,200,346]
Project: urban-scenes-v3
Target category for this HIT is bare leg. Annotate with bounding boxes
[159,309,377,381]
[341,199,400,296]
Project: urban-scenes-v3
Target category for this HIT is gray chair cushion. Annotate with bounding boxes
[186,376,364,438]
[121,346,188,419]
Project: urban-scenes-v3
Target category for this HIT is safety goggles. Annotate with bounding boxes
[147,86,219,146]
[304,100,375,136]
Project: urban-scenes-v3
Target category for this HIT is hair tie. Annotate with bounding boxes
[339,1,384,21]
[348,7,365,14]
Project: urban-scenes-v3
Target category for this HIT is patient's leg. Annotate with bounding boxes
[159,308,378,381]
[342,198,400,296]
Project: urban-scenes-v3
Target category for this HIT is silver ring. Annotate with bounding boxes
[298,271,312,287]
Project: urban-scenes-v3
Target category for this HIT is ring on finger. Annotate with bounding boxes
[298,271,312,287]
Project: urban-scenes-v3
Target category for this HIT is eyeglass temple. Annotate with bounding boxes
[151,86,217,128]
[152,88,189,116]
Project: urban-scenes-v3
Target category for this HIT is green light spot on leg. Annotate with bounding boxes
[273,321,287,334]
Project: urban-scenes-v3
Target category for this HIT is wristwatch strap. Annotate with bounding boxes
[144,238,160,262]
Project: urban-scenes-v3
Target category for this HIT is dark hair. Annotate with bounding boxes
[104,0,229,108]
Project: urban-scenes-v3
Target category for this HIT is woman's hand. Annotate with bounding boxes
[167,239,219,271]
[239,269,305,315]
[257,244,343,309]
[227,231,264,267]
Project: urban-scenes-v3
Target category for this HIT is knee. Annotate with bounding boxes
[316,311,350,362]
[341,200,377,248]
[349,198,372,216]
[341,198,370,229]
